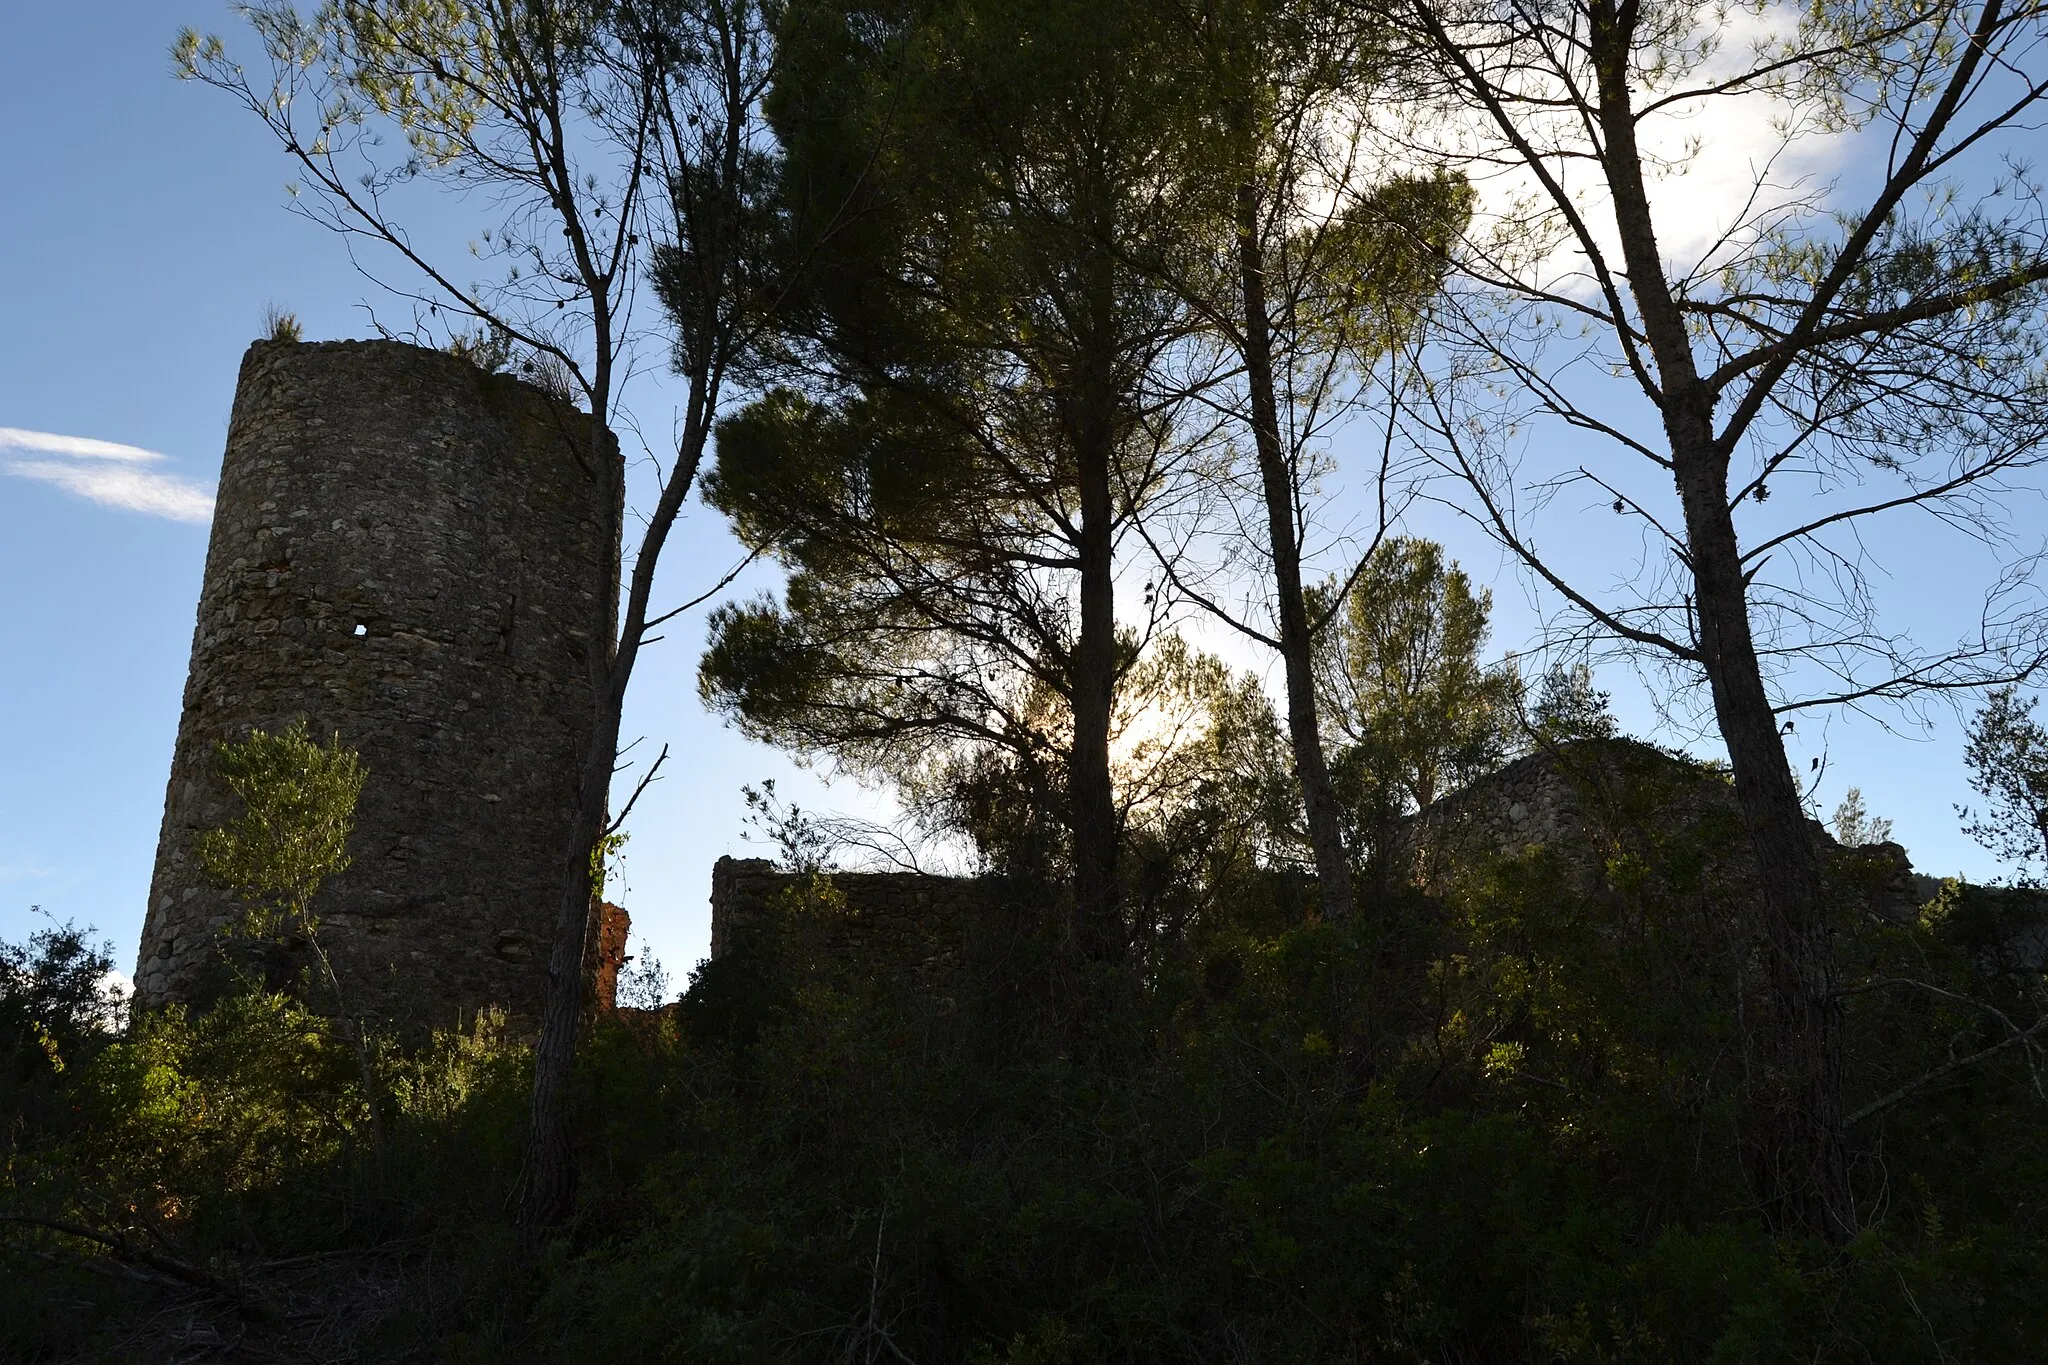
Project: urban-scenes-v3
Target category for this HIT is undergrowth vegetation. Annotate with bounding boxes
[7,801,2047,1362]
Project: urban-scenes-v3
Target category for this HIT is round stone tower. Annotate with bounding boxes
[136,339,620,1028]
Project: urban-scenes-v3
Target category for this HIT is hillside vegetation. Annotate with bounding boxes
[7,761,2048,1360]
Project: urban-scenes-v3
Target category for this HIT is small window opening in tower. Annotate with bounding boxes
[353,622,368,637]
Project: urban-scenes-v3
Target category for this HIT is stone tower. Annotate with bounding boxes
[135,339,621,1028]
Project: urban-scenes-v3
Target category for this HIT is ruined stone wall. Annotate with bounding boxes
[704,743,1943,1007]
[136,339,620,1028]
[708,857,1033,1003]
[1397,737,1922,922]
[1399,739,1742,886]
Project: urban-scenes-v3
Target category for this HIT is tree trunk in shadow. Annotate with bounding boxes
[1237,179,1358,925]
[1678,464,1853,1241]
[515,716,618,1236]
[518,417,626,1238]
[1069,367,1124,967]
[1589,10,1854,1240]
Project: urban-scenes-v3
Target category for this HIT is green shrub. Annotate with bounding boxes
[7,826,2048,1360]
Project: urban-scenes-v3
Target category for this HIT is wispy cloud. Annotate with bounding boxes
[0,427,166,462]
[1,427,214,523]
[1382,2,1849,296]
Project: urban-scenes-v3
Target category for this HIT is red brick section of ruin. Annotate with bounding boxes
[585,902,630,1013]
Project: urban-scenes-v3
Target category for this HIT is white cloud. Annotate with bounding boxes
[0,427,167,463]
[1,427,214,523]
[1386,1,1848,295]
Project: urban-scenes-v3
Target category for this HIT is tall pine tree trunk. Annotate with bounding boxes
[517,408,626,1235]
[1237,180,1358,923]
[1590,3,1852,1239]
[517,677,624,1230]
[1675,451,1851,1239]
[1069,363,1124,963]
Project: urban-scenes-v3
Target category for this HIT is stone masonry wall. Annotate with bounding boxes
[708,857,1031,1004]
[136,339,621,1028]
[1396,737,1922,921]
[702,745,1967,1016]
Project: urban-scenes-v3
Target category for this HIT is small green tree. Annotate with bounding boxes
[2,913,125,1137]
[196,719,365,951]
[195,720,381,1163]
[1523,662,1618,749]
[1831,788,1893,849]
[1960,687,2048,878]
[1316,537,1519,871]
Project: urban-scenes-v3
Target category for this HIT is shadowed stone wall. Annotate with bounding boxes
[704,746,1985,1013]
[708,857,1039,1006]
[136,339,621,1027]
[1396,737,1923,922]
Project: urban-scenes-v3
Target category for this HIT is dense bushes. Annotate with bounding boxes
[5,821,2047,1360]
[522,858,2047,1363]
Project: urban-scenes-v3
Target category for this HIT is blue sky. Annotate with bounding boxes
[0,5,2031,992]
